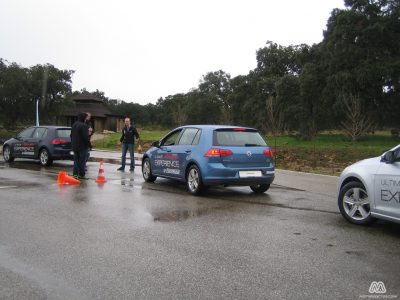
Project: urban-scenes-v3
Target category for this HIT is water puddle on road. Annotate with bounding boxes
[108,178,136,188]
[0,177,41,188]
[152,205,232,222]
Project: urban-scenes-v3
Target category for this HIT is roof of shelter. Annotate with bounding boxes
[62,92,124,117]
[72,91,104,103]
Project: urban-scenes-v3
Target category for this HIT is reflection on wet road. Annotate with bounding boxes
[1,159,399,299]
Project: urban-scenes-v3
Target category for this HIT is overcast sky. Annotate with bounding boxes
[0,0,345,104]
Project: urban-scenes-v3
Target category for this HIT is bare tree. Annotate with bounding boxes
[264,95,283,136]
[172,102,187,126]
[340,93,373,142]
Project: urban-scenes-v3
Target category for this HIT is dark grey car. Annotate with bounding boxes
[2,126,73,166]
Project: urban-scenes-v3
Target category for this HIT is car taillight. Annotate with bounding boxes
[204,148,233,157]
[52,139,67,145]
[263,149,273,157]
[233,128,246,131]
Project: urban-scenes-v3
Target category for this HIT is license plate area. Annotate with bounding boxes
[239,170,262,178]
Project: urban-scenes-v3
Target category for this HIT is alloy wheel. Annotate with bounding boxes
[343,186,370,221]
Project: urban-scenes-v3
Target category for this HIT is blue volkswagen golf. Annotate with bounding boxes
[2,126,73,166]
[142,125,275,195]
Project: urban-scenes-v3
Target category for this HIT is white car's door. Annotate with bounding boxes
[373,146,400,220]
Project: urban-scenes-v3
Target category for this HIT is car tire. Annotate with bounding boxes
[250,184,270,193]
[142,158,157,182]
[3,145,14,162]
[39,148,53,166]
[338,181,375,225]
[186,165,205,195]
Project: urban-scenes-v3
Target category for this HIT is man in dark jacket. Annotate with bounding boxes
[71,112,90,178]
[118,117,140,172]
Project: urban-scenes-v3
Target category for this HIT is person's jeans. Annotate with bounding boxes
[73,149,87,177]
[121,143,134,169]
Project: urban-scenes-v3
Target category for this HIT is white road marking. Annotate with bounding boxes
[0,186,17,189]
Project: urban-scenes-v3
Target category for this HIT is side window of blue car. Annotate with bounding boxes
[162,129,182,146]
[178,128,199,145]
[192,129,201,145]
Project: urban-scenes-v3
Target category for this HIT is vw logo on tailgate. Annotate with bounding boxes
[246,151,252,157]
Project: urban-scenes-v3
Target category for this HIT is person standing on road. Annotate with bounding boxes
[118,117,141,172]
[71,112,90,179]
[85,112,94,167]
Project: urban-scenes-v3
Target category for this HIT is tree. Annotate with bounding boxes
[0,60,31,128]
[322,0,400,127]
[199,70,232,124]
[28,64,74,123]
[340,92,373,141]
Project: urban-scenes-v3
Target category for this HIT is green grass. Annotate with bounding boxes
[92,129,168,151]
[268,133,397,151]
[267,133,399,175]
[0,129,18,140]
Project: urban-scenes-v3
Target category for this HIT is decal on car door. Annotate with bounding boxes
[14,142,35,156]
[154,153,181,175]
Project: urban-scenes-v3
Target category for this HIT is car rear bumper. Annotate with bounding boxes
[52,149,74,160]
[202,163,275,186]
[204,177,274,186]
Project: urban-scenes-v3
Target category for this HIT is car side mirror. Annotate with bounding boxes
[151,141,160,148]
[381,151,394,163]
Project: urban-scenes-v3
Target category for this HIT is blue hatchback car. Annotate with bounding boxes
[142,125,275,195]
[2,126,73,166]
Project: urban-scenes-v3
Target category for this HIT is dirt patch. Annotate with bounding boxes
[273,147,375,176]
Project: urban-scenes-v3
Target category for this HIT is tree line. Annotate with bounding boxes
[1,0,399,140]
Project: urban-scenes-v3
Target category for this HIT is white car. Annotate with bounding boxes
[337,144,400,225]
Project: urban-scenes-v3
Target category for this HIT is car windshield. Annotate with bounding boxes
[213,129,267,146]
[56,129,71,138]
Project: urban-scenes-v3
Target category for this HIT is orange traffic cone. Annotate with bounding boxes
[95,161,107,183]
[57,171,80,185]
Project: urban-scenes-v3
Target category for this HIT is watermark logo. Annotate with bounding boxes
[369,282,387,294]
[359,281,398,299]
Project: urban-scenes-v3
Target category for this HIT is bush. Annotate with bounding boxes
[390,129,399,138]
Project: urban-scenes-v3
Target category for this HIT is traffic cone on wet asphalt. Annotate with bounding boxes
[95,161,107,183]
[57,171,80,185]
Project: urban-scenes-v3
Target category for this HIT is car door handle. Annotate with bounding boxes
[185,150,191,153]
[166,149,171,152]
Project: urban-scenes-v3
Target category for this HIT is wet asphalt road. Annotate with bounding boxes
[0,160,399,300]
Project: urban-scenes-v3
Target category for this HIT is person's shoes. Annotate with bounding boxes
[72,174,79,179]
[117,167,124,171]
[78,176,89,180]
[129,168,135,172]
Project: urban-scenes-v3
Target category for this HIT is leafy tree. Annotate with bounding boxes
[322,0,400,127]
[199,70,232,123]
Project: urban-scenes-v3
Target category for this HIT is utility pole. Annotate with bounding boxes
[36,98,39,126]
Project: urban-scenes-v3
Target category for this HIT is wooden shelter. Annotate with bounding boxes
[61,92,124,133]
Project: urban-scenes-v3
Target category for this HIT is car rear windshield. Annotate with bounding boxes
[213,129,267,146]
[56,129,71,138]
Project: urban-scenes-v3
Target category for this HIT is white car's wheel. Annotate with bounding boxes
[338,181,375,225]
